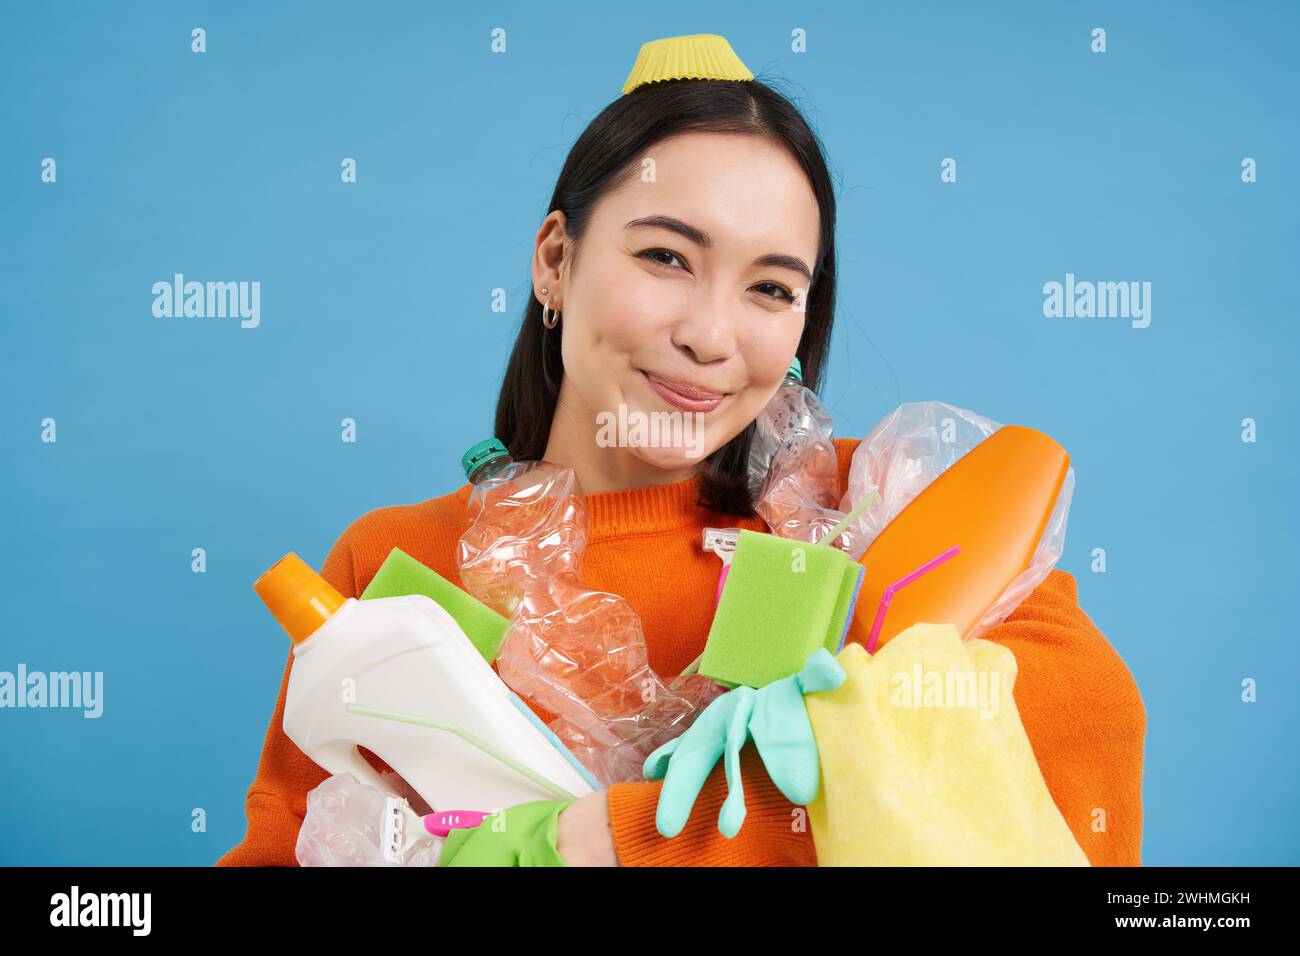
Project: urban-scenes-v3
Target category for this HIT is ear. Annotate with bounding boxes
[532,211,569,308]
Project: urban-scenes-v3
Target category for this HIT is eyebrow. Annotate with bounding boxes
[625,215,813,283]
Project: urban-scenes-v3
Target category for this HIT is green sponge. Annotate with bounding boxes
[360,547,509,663]
[699,530,864,689]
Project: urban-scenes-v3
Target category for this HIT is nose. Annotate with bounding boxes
[669,288,739,365]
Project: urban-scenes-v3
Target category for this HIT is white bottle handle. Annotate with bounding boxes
[305,737,397,797]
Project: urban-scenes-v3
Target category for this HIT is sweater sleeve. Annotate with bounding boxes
[214,528,360,866]
[607,744,817,866]
[986,568,1146,865]
[606,568,1145,867]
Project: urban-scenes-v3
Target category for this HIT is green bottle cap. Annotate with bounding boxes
[461,438,510,482]
[787,357,803,383]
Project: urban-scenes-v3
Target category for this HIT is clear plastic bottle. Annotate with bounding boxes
[456,439,723,785]
[296,773,444,868]
[748,359,858,551]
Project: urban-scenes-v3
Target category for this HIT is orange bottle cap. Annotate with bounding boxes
[254,552,345,644]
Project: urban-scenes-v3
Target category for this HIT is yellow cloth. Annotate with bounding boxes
[806,623,1090,866]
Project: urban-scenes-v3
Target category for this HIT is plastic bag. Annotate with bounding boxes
[839,401,1074,639]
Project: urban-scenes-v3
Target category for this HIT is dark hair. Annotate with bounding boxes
[494,77,837,516]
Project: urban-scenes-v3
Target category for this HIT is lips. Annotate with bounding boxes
[643,371,726,413]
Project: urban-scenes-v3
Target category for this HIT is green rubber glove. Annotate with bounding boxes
[437,800,573,867]
[643,648,846,839]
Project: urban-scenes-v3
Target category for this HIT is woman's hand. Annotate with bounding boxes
[556,788,619,866]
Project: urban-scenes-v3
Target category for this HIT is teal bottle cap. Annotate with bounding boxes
[461,438,510,481]
[787,357,802,382]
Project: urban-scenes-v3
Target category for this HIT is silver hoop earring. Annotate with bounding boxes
[542,297,560,330]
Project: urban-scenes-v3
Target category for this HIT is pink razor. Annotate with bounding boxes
[422,809,492,837]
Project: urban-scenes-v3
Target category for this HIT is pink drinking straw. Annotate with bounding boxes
[866,545,960,653]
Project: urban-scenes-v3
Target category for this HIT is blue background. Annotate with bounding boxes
[1,1,1296,865]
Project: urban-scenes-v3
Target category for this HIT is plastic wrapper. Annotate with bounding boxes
[296,772,443,868]
[457,460,724,786]
[838,401,1075,639]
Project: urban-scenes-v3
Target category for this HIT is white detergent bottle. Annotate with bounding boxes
[256,553,597,813]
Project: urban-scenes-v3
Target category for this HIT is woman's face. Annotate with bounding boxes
[535,131,821,485]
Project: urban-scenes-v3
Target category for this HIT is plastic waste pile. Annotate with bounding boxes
[456,440,725,786]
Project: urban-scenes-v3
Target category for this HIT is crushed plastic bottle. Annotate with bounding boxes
[748,358,861,551]
[456,439,724,786]
[296,772,444,868]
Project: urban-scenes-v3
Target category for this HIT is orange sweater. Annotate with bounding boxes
[216,437,1146,867]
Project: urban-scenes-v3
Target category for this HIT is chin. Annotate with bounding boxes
[628,441,714,472]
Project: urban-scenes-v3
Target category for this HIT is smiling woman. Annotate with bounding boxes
[501,74,838,503]
[219,35,1145,871]
[534,128,823,491]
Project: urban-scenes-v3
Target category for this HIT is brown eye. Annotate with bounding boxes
[640,249,686,270]
[753,282,794,302]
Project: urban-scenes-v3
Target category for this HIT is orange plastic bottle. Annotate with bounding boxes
[848,425,1070,650]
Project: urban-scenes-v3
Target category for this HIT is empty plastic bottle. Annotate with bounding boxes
[456,439,723,786]
[748,358,859,552]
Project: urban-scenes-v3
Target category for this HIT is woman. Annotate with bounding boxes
[218,44,1146,867]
